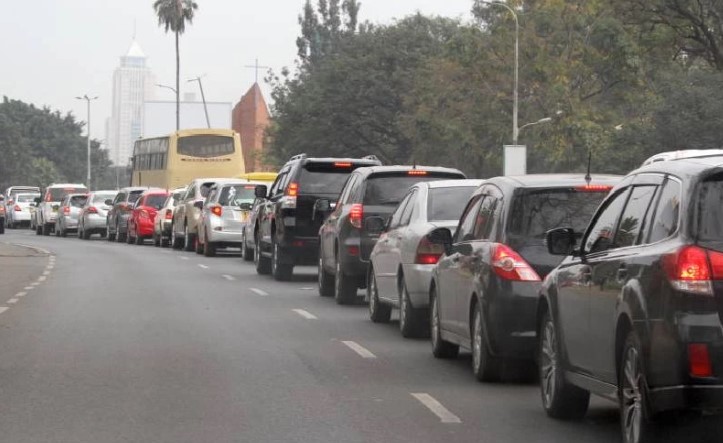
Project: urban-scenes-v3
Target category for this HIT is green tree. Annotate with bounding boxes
[153,0,199,130]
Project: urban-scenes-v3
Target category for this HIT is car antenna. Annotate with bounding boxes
[584,149,592,185]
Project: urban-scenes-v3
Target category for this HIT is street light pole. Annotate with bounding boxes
[188,76,210,128]
[75,94,98,188]
[486,1,519,144]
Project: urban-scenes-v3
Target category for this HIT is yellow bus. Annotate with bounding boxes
[235,171,278,186]
[131,128,245,189]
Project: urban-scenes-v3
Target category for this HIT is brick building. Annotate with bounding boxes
[232,83,271,172]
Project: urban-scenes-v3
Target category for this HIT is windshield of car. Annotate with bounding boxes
[128,190,143,203]
[16,194,39,203]
[49,187,88,201]
[219,185,256,206]
[427,186,477,221]
[697,176,723,246]
[144,195,167,210]
[69,196,87,207]
[93,193,117,204]
[363,173,464,205]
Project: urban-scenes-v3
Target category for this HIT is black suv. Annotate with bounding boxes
[427,174,620,382]
[253,154,382,281]
[540,158,723,443]
[318,165,466,304]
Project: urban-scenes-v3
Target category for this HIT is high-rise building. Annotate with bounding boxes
[107,40,154,166]
[232,83,271,172]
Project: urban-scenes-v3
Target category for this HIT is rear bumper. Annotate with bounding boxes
[402,263,435,308]
[136,220,155,237]
[277,237,319,266]
[84,215,107,231]
[649,385,723,414]
[207,229,244,245]
[485,280,541,360]
[11,212,31,222]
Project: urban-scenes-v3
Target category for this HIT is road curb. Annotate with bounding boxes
[0,242,52,257]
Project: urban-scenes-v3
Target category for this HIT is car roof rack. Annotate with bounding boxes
[289,153,307,162]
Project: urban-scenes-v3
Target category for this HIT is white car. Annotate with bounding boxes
[35,183,88,236]
[367,179,484,338]
[6,192,40,228]
[641,149,723,166]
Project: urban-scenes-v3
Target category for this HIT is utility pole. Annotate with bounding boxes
[188,76,210,128]
[75,94,98,188]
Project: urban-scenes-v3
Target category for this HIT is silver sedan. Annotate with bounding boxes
[367,179,483,338]
[55,193,89,237]
[78,191,118,239]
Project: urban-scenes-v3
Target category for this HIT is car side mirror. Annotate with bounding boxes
[193,200,204,210]
[546,228,577,256]
[365,216,386,234]
[254,185,268,199]
[104,199,113,206]
[34,197,42,204]
[427,227,453,255]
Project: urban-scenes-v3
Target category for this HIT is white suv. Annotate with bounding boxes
[35,183,88,236]
[172,178,227,251]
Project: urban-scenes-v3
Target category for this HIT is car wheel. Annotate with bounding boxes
[183,224,195,252]
[539,309,590,419]
[171,225,183,250]
[126,227,134,244]
[254,234,271,275]
[117,222,127,243]
[472,303,501,382]
[55,223,61,237]
[195,231,205,255]
[368,268,391,323]
[430,287,459,359]
[60,225,67,237]
[153,232,161,247]
[134,232,144,245]
[35,221,41,235]
[203,231,216,257]
[271,238,293,281]
[334,256,357,305]
[318,253,335,297]
[161,234,170,248]
[620,331,654,443]
[400,279,428,338]
[241,231,254,262]
[107,224,116,241]
[83,228,91,240]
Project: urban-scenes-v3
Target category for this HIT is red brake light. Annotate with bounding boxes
[87,206,98,214]
[14,205,22,212]
[165,209,173,220]
[334,162,352,168]
[491,244,541,282]
[415,235,444,265]
[662,246,716,295]
[211,205,223,217]
[408,170,428,176]
[63,206,70,215]
[349,204,363,229]
[286,182,299,197]
[244,185,256,190]
[575,184,613,192]
[688,344,713,378]
[45,193,52,202]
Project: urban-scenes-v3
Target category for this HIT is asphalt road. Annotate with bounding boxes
[0,229,718,442]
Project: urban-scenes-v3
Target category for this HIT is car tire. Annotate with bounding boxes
[134,232,144,245]
[35,221,41,235]
[153,232,161,247]
[619,331,654,443]
[117,222,127,243]
[195,232,205,255]
[126,228,134,244]
[400,279,428,338]
[171,225,183,250]
[318,253,335,297]
[42,223,51,236]
[472,303,501,382]
[161,235,170,248]
[107,226,116,241]
[241,231,254,262]
[271,238,293,281]
[60,226,67,238]
[183,224,195,252]
[83,228,91,240]
[368,268,391,323]
[334,256,357,305]
[539,309,590,419]
[203,232,216,257]
[430,287,459,359]
[255,234,271,275]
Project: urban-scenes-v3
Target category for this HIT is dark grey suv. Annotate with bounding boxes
[106,187,147,242]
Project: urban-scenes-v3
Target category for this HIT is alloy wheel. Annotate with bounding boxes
[399,285,408,331]
[622,346,642,443]
[472,310,483,373]
[368,273,377,314]
[541,320,558,409]
[431,295,440,349]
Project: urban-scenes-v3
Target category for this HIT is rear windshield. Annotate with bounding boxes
[697,178,723,241]
[200,182,216,198]
[128,190,144,203]
[172,191,185,205]
[93,193,117,203]
[49,187,88,201]
[11,189,39,199]
[509,189,608,239]
[144,195,168,210]
[298,163,359,195]
[69,196,88,208]
[219,185,257,206]
[178,135,235,158]
[363,173,464,206]
[427,186,477,221]
[16,194,40,203]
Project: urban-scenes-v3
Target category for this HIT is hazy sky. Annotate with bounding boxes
[0,0,475,140]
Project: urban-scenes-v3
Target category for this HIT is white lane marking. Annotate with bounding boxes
[342,341,377,359]
[198,264,209,269]
[24,286,33,291]
[411,393,462,424]
[7,299,18,304]
[12,243,52,255]
[30,282,39,287]
[0,307,8,315]
[37,276,46,282]
[15,292,27,298]
[222,274,235,281]
[180,256,189,261]
[293,309,317,319]
[47,265,54,270]
[43,270,51,276]
[250,288,269,296]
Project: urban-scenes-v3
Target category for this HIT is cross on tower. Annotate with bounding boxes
[244,58,271,84]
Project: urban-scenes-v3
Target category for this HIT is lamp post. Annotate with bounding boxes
[156,83,178,94]
[188,76,210,128]
[75,94,98,188]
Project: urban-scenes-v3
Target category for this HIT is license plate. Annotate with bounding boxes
[240,212,249,222]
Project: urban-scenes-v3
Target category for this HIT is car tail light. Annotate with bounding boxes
[286,182,299,197]
[408,170,428,176]
[14,205,22,212]
[334,162,352,168]
[210,205,222,217]
[415,236,444,265]
[661,245,723,296]
[350,204,363,229]
[575,184,613,192]
[491,244,541,281]
[688,344,713,378]
[165,209,173,220]
[87,206,98,214]
[63,206,70,215]
[45,192,52,202]
[347,245,360,256]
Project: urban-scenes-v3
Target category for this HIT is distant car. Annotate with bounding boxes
[35,184,88,236]
[367,179,483,337]
[318,165,467,304]
[127,189,169,245]
[4,186,41,229]
[426,174,620,382]
[641,149,723,166]
[196,180,259,257]
[55,193,89,237]
[540,158,723,443]
[153,187,186,247]
[172,178,228,251]
[106,187,147,242]
[5,192,39,229]
[0,195,5,234]
[78,190,118,239]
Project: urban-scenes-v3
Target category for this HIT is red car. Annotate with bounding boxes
[127,189,169,245]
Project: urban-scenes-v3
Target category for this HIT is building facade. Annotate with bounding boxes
[232,83,271,172]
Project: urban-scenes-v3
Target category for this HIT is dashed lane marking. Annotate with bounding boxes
[7,298,18,304]
[42,270,51,276]
[0,307,8,315]
[250,288,269,296]
[341,341,376,359]
[180,256,189,261]
[15,292,27,298]
[24,286,33,291]
[222,274,235,281]
[411,393,462,424]
[198,264,209,269]
[292,309,317,319]
[37,276,46,282]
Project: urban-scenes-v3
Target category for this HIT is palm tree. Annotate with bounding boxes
[153,0,199,131]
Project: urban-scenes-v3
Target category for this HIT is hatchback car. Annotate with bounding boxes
[540,158,723,443]
[172,178,227,251]
[426,174,620,382]
[4,186,40,228]
[35,184,88,236]
[196,180,259,257]
[78,190,118,239]
[367,179,483,337]
[319,165,467,304]
[107,187,147,242]
[127,189,169,245]
[153,187,186,247]
[6,192,40,228]
[54,193,89,237]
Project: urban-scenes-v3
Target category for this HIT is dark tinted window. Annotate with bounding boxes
[455,195,484,242]
[363,173,463,206]
[219,185,257,206]
[697,177,723,241]
[510,189,608,240]
[428,187,477,221]
[298,167,353,195]
[128,190,144,203]
[177,135,234,158]
[473,197,498,240]
[388,193,412,229]
[16,194,39,203]
[49,187,88,201]
[69,196,87,208]
[585,189,630,254]
[648,179,681,243]
[144,195,168,210]
[200,182,216,198]
[614,186,657,248]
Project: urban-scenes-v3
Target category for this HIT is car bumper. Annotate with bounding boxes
[136,220,155,237]
[402,263,435,308]
[649,385,723,414]
[84,215,107,231]
[485,280,541,360]
[207,228,244,245]
[278,237,319,266]
[12,212,31,222]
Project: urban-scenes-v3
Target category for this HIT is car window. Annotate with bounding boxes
[455,195,484,243]
[70,196,87,208]
[128,190,144,203]
[427,186,477,222]
[200,182,216,198]
[614,186,658,248]
[114,193,126,205]
[399,190,418,226]
[298,166,353,195]
[144,195,167,209]
[362,173,461,206]
[269,171,288,197]
[339,175,358,205]
[472,196,498,240]
[219,185,256,206]
[388,192,413,230]
[648,179,681,243]
[585,188,630,254]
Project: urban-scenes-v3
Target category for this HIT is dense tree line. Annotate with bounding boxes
[266,0,723,177]
[0,97,116,191]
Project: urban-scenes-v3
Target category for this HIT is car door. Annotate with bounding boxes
[175,186,194,236]
[374,192,413,299]
[383,189,418,303]
[322,174,357,269]
[260,169,289,245]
